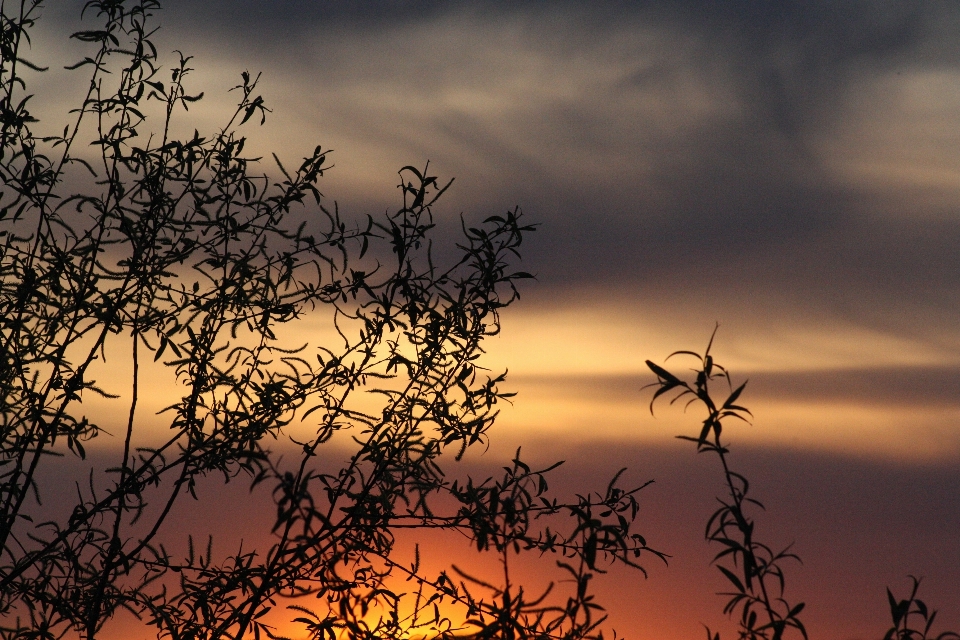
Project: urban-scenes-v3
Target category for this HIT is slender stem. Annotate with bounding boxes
[85,326,140,639]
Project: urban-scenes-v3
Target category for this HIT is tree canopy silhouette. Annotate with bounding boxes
[0,1,660,638]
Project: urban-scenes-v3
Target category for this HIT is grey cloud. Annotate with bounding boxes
[29,1,960,338]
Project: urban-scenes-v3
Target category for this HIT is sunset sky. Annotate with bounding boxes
[27,2,960,639]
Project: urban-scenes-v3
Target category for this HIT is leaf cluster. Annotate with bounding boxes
[884,577,960,640]
[647,330,960,640]
[646,330,806,640]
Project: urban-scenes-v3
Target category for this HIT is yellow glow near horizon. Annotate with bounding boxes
[74,299,960,463]
[483,301,960,377]
[473,301,960,462]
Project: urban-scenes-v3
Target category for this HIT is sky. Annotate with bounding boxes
[23,1,960,639]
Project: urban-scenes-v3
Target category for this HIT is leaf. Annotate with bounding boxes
[154,336,168,361]
[717,565,745,593]
[16,56,48,72]
[723,381,748,410]
[584,533,598,569]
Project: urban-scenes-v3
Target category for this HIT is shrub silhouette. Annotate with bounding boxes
[646,330,960,640]
[0,1,660,638]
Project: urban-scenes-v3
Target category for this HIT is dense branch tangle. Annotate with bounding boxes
[0,2,660,639]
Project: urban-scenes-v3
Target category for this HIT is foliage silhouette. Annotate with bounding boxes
[646,332,960,640]
[5,1,955,639]
[0,1,661,638]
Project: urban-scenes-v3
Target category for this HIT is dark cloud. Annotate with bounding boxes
[29,1,960,339]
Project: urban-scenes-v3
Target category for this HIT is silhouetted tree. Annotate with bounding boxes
[646,332,960,640]
[0,2,660,638]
